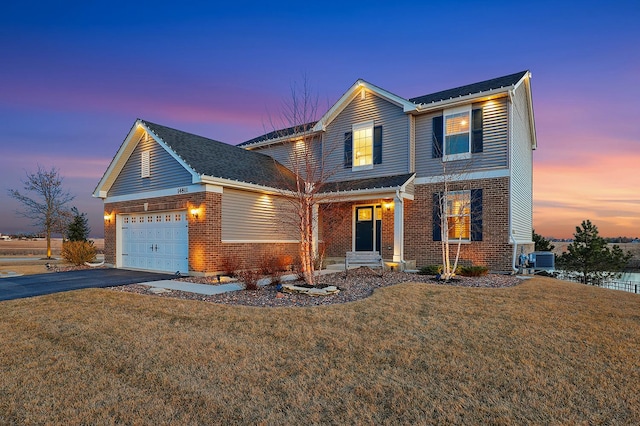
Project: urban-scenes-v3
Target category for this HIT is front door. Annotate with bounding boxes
[355,205,382,253]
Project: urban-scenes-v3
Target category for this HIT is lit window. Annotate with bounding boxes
[352,121,374,169]
[446,191,471,240]
[444,106,471,161]
[141,150,150,178]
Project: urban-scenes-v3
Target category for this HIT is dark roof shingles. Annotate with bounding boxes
[409,70,528,105]
[238,122,317,147]
[319,173,414,194]
[141,120,297,189]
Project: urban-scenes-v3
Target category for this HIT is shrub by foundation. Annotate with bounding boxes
[235,270,261,291]
[458,265,489,277]
[418,265,443,275]
[258,255,279,275]
[220,254,241,277]
[61,241,97,266]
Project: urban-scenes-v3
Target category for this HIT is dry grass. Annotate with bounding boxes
[0,238,104,257]
[0,239,105,276]
[0,259,66,276]
[0,277,639,424]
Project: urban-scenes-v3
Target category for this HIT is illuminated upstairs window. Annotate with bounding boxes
[353,121,373,169]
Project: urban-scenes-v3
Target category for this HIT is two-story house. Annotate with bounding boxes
[94,70,536,274]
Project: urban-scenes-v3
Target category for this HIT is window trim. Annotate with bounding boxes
[445,190,471,242]
[351,120,374,171]
[442,105,471,162]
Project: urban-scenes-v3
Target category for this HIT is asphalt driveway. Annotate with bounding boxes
[0,269,174,301]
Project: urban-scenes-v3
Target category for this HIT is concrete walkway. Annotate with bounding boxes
[144,269,341,296]
[146,280,243,295]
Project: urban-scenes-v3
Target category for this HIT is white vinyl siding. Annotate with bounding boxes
[109,132,193,196]
[221,189,299,242]
[415,98,509,177]
[245,137,323,182]
[510,86,534,242]
[324,91,409,181]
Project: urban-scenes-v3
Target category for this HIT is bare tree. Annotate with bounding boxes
[266,77,341,285]
[8,165,75,258]
[433,162,477,280]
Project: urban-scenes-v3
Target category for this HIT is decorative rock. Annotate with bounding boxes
[276,292,285,298]
[281,284,340,296]
[148,287,172,294]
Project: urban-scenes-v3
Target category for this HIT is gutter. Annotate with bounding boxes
[413,88,510,113]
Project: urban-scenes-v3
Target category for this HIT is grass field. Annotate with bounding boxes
[0,238,104,257]
[0,239,105,276]
[1,277,638,424]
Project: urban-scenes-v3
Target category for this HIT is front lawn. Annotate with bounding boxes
[0,277,638,424]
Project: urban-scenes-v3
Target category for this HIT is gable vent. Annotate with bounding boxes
[141,150,150,178]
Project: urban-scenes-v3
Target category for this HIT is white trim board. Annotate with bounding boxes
[103,184,222,204]
[414,169,509,185]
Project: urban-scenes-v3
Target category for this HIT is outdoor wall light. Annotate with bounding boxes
[190,208,199,219]
[384,202,394,211]
[104,213,111,223]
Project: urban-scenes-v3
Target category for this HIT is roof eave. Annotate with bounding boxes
[413,87,511,113]
[241,129,323,150]
[199,175,294,197]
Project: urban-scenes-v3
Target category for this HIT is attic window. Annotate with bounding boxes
[141,150,150,178]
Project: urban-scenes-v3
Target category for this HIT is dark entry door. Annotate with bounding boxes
[355,206,374,251]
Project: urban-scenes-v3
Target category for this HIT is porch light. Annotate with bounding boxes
[384,202,394,211]
[104,213,111,223]
[190,208,200,219]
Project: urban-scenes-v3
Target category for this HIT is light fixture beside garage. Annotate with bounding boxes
[104,212,112,223]
[190,208,200,219]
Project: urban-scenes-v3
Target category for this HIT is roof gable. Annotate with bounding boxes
[312,79,417,133]
[93,120,195,198]
[94,119,297,198]
[142,120,298,190]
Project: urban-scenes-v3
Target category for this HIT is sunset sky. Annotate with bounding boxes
[1,1,638,239]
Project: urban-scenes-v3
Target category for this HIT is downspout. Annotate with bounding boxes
[508,87,518,273]
[510,234,520,274]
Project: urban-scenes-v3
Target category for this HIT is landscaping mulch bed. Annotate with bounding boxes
[110,268,522,307]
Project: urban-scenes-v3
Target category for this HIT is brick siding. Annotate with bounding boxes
[104,192,298,275]
[404,177,519,272]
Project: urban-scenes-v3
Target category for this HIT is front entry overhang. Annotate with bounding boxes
[316,173,415,265]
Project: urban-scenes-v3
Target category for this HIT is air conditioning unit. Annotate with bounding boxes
[528,251,555,270]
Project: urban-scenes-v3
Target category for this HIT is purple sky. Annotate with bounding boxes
[1,1,638,238]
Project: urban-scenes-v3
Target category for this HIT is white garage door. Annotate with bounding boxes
[120,211,189,274]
